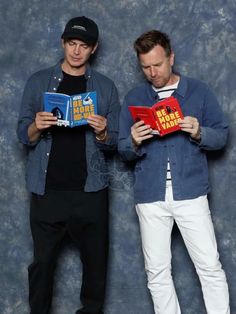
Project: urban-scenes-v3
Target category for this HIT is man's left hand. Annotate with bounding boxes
[87,114,107,140]
[179,116,201,141]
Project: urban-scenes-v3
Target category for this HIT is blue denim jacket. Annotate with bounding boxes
[17,61,120,195]
[118,75,228,203]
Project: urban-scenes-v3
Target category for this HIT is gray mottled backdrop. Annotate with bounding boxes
[1,0,236,313]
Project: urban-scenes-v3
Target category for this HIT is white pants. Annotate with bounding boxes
[136,183,230,314]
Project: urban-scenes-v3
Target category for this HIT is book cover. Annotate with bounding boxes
[128,96,184,136]
[44,91,97,127]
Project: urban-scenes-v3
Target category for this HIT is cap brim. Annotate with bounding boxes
[61,32,97,45]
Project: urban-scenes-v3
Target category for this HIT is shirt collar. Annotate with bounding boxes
[52,59,92,81]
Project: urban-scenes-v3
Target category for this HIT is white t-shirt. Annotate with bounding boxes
[152,81,179,181]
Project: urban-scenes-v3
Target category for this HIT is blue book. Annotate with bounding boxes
[43,91,97,127]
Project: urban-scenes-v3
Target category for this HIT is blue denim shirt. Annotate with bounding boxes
[17,61,120,195]
[118,75,228,203]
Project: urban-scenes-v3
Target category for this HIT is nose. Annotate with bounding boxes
[74,44,81,55]
[149,66,156,77]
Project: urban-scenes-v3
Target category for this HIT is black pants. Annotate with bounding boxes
[29,188,109,314]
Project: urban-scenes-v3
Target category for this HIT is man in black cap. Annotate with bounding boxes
[17,16,120,314]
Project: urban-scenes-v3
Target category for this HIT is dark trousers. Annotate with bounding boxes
[28,188,109,314]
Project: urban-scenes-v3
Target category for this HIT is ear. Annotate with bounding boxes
[91,42,98,54]
[61,39,65,49]
[170,51,175,66]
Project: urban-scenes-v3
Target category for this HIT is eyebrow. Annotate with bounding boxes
[141,61,163,68]
[68,40,88,46]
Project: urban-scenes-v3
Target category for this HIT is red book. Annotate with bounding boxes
[128,96,184,136]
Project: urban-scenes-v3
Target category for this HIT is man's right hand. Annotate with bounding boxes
[28,112,57,143]
[35,112,58,131]
[131,120,153,146]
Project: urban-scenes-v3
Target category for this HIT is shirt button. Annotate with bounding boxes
[53,87,57,91]
[46,153,49,156]
[58,78,62,81]
[45,170,47,173]
[54,76,57,79]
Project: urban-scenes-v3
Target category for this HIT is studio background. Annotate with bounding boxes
[1,0,236,313]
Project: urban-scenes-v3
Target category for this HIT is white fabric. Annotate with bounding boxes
[152,82,179,182]
[152,81,179,97]
[136,183,230,314]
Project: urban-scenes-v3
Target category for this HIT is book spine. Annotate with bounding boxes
[69,98,73,127]
[151,109,162,135]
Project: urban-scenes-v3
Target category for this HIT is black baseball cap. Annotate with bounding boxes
[61,16,99,45]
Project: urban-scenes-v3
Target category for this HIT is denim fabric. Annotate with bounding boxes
[17,60,120,195]
[118,75,228,203]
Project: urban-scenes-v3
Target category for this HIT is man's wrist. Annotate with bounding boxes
[191,127,201,142]
[132,137,138,146]
[95,129,107,141]
[195,127,202,141]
